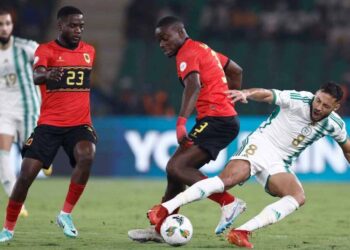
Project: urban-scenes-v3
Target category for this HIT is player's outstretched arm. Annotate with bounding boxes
[224,60,243,90]
[33,66,64,85]
[226,88,274,104]
[340,138,350,163]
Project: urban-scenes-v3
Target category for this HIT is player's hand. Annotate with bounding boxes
[176,116,193,148]
[225,90,248,104]
[46,68,64,82]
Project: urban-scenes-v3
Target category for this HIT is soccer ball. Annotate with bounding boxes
[160,214,193,246]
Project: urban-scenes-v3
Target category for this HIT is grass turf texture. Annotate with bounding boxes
[0,178,349,249]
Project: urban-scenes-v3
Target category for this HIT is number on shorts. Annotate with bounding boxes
[245,144,257,155]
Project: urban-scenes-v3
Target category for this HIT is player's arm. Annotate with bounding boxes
[339,138,350,163]
[33,66,64,85]
[224,59,243,90]
[176,73,201,145]
[226,88,274,104]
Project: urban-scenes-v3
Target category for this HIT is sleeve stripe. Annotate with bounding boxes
[223,58,230,71]
[338,137,348,145]
[271,89,277,105]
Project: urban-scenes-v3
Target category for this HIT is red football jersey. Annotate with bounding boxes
[176,39,237,119]
[33,40,95,126]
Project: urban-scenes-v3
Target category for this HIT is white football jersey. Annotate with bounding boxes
[0,36,41,123]
[252,89,348,167]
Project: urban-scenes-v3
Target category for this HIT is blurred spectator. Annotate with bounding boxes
[142,90,175,117]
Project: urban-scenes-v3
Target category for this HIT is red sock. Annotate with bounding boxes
[202,176,235,206]
[208,192,235,206]
[4,199,23,231]
[62,182,86,213]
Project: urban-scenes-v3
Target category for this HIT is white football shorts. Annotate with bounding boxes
[230,132,300,189]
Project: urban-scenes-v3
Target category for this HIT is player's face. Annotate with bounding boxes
[0,14,13,44]
[59,14,84,46]
[155,25,185,57]
[311,91,340,122]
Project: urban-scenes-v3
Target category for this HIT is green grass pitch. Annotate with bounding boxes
[0,178,349,249]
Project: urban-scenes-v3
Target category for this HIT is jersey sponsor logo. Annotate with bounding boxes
[83,53,90,63]
[57,56,64,62]
[179,62,187,72]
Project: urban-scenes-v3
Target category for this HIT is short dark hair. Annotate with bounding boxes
[0,5,12,16]
[156,16,183,28]
[57,6,83,20]
[319,82,343,101]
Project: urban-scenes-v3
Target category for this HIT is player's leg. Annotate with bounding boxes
[57,126,96,238]
[228,172,303,248]
[0,118,29,217]
[0,133,16,197]
[149,159,250,233]
[0,125,61,242]
[164,116,240,205]
[0,158,43,242]
[237,172,303,232]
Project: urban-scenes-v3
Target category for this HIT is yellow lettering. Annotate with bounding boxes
[66,70,84,86]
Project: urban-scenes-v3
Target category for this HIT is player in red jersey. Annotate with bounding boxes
[0,6,97,242]
[128,16,245,242]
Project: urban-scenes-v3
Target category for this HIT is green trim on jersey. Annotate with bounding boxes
[21,49,40,133]
[329,113,344,130]
[338,137,348,145]
[235,136,250,156]
[259,106,280,129]
[13,46,29,140]
[271,89,277,105]
[290,95,312,103]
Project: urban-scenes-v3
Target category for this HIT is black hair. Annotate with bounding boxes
[320,82,343,101]
[0,5,12,16]
[156,16,183,28]
[57,6,83,20]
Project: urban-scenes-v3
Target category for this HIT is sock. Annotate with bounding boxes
[4,199,23,232]
[162,176,225,214]
[161,197,180,214]
[237,195,300,231]
[61,182,86,213]
[200,176,234,206]
[0,150,17,197]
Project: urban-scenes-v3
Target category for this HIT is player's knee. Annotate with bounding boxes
[76,151,94,167]
[220,161,250,189]
[293,191,306,207]
[166,161,180,179]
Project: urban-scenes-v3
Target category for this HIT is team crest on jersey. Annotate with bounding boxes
[180,62,187,72]
[301,126,312,136]
[84,53,91,63]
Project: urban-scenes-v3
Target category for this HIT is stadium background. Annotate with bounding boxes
[4,0,350,181]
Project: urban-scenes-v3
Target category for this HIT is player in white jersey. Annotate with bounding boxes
[0,8,51,216]
[147,82,350,248]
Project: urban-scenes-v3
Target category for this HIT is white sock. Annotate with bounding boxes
[0,150,17,197]
[60,211,69,215]
[237,195,299,231]
[162,176,225,214]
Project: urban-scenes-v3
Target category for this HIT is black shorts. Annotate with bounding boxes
[22,124,97,168]
[188,116,239,160]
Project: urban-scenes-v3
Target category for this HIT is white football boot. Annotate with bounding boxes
[128,226,164,243]
[215,198,247,235]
